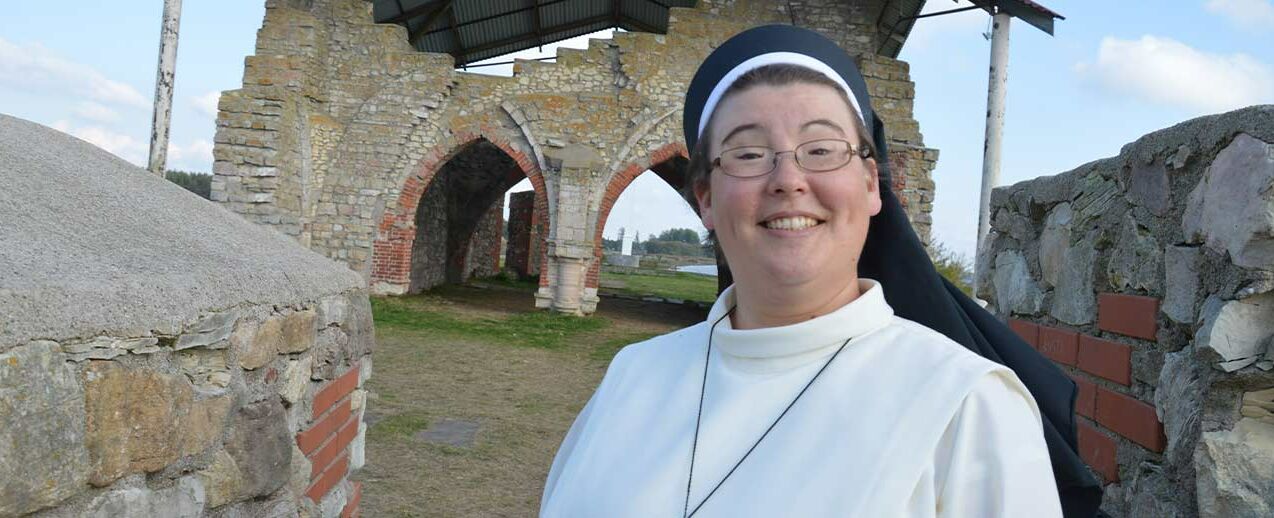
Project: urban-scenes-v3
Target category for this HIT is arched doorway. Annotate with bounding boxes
[371,134,547,295]
[590,143,708,304]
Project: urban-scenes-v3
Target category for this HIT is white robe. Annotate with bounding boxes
[541,280,1062,517]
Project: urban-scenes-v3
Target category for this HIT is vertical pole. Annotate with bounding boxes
[974,11,1011,294]
[148,0,182,177]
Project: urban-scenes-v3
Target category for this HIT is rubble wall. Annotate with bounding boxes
[979,105,1274,518]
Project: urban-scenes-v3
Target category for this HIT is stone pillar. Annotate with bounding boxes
[505,191,535,278]
[535,144,602,315]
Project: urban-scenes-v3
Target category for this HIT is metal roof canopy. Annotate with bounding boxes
[967,0,1064,34]
[372,1,937,67]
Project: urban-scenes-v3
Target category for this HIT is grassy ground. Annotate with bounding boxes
[598,270,718,303]
[355,285,704,517]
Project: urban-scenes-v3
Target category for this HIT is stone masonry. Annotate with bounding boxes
[212,0,938,314]
[980,105,1274,517]
[0,114,374,517]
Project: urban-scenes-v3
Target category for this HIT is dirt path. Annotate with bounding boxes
[355,286,704,517]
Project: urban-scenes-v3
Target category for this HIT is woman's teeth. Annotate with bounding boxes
[763,216,820,230]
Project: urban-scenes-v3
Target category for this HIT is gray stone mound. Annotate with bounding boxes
[0,114,363,351]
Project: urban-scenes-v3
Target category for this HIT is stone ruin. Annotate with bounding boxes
[981,105,1274,517]
[0,114,372,517]
[211,0,939,315]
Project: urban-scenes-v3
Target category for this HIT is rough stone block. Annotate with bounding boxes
[197,449,243,509]
[84,475,205,518]
[1183,133,1274,269]
[1162,246,1201,324]
[1195,418,1274,518]
[1107,214,1162,293]
[1196,292,1274,372]
[82,361,231,486]
[992,250,1044,315]
[1050,234,1099,326]
[0,341,90,516]
[1038,202,1072,288]
[1127,158,1170,216]
[226,399,292,499]
[175,310,240,350]
[280,356,313,404]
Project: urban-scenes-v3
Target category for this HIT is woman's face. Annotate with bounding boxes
[696,82,881,293]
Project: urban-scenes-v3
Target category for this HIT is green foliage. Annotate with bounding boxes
[655,228,702,244]
[165,170,212,199]
[931,242,974,296]
[372,296,606,349]
[601,237,621,251]
[639,239,709,257]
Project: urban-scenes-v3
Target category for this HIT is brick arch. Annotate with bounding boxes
[586,142,690,290]
[370,125,549,293]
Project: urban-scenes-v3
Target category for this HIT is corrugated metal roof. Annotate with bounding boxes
[372,0,697,66]
[372,1,946,66]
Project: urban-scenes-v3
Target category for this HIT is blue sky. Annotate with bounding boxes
[2,1,1272,259]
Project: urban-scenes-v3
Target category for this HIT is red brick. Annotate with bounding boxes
[1008,319,1039,348]
[341,481,362,518]
[1077,422,1119,483]
[309,414,360,478]
[1078,335,1133,386]
[1071,375,1096,418]
[1037,326,1079,366]
[297,398,352,454]
[1094,387,1166,452]
[313,365,361,419]
[305,453,349,502]
[1098,293,1159,341]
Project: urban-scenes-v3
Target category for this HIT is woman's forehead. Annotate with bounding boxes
[711,84,860,141]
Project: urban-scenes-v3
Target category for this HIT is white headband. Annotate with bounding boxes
[696,51,866,138]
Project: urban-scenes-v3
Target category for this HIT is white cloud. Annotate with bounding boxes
[1205,0,1274,29]
[72,101,120,123]
[904,0,988,51]
[192,91,221,118]
[1075,35,1274,114]
[0,37,149,110]
[168,139,215,169]
[52,120,148,166]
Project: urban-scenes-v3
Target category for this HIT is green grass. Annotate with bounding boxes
[369,413,430,441]
[371,295,606,349]
[600,270,718,303]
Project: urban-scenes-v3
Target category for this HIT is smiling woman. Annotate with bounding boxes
[539,24,1102,518]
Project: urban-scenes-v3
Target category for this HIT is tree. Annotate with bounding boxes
[165,170,212,199]
[930,242,973,296]
[656,227,701,244]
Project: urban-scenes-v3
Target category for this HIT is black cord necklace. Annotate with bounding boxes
[683,308,853,518]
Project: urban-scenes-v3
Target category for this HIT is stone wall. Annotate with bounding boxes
[213,0,940,314]
[979,105,1274,517]
[505,190,539,278]
[1,114,375,518]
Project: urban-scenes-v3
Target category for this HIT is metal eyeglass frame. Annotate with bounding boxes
[710,138,873,178]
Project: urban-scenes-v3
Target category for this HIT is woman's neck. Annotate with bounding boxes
[730,275,864,330]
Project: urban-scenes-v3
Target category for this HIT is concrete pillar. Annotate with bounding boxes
[535,144,603,315]
[975,11,1012,294]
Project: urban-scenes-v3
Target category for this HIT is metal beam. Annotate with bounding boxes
[529,0,543,48]
[447,3,466,64]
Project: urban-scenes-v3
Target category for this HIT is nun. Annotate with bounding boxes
[540,25,1102,518]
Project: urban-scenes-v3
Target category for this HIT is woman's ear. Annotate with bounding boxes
[863,157,882,217]
[693,180,714,230]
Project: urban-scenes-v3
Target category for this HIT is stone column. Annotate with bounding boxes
[536,144,603,315]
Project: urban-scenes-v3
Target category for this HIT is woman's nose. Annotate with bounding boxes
[767,151,808,195]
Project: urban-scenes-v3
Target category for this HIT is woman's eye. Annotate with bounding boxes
[732,151,765,161]
[807,148,831,156]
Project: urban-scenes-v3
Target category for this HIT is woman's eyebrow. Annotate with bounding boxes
[720,123,762,145]
[800,119,846,136]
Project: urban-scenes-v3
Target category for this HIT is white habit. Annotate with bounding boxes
[540,280,1062,517]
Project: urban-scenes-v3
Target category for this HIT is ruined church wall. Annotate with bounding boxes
[212,0,939,302]
[979,105,1274,517]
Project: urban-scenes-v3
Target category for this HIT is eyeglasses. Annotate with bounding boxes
[711,138,871,178]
